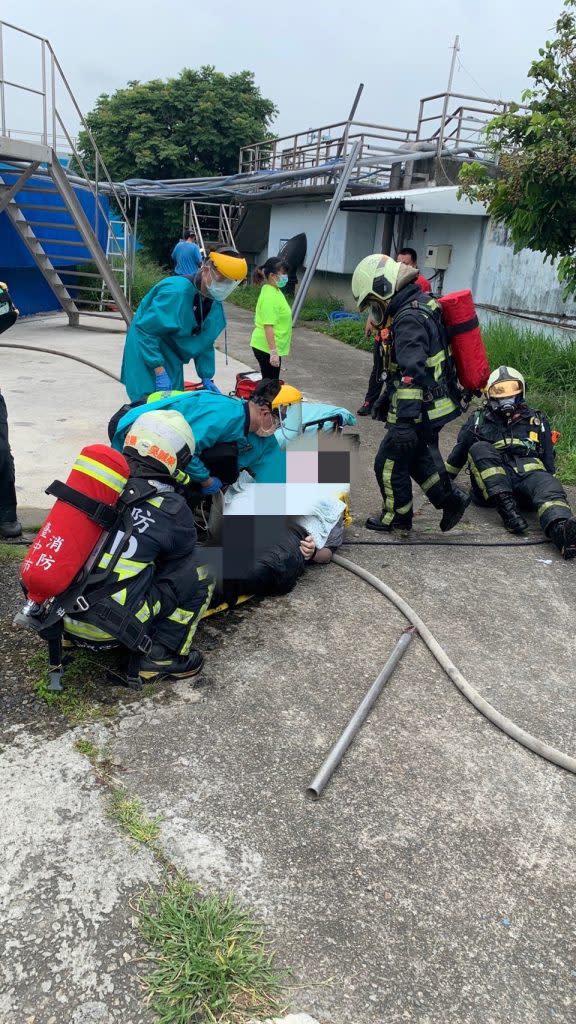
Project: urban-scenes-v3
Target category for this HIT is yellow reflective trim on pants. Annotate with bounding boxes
[445,463,460,477]
[180,580,215,656]
[480,466,507,481]
[63,617,114,642]
[74,455,126,493]
[153,600,161,616]
[396,500,413,515]
[381,458,396,525]
[468,456,488,499]
[397,388,423,400]
[168,607,195,626]
[521,461,545,472]
[537,500,571,516]
[427,397,459,420]
[421,472,440,493]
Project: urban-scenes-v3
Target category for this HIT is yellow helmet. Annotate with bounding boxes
[208,248,248,282]
[272,384,302,408]
[351,254,400,311]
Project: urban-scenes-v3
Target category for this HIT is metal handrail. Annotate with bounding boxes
[0,19,133,296]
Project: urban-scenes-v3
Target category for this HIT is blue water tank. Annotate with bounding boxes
[0,168,110,315]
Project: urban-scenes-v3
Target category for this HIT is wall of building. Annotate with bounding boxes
[264,198,576,321]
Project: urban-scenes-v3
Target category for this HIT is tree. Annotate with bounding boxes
[79,67,277,263]
[459,0,576,298]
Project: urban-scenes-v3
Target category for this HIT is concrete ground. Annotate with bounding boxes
[1,308,575,1024]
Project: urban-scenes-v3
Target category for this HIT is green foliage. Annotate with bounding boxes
[0,542,27,561]
[132,251,167,308]
[459,0,576,298]
[317,318,371,349]
[31,649,117,725]
[138,878,283,1023]
[79,68,277,262]
[483,320,576,482]
[227,285,344,321]
[108,791,161,846]
[74,738,101,759]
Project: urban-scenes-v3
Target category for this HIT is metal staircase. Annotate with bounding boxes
[183,200,241,253]
[0,21,133,324]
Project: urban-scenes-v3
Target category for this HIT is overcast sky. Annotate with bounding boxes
[1,0,561,146]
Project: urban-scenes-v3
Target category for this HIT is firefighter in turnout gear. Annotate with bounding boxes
[445,365,576,558]
[64,411,214,680]
[351,254,469,533]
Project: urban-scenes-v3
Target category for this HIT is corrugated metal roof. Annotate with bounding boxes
[341,185,487,217]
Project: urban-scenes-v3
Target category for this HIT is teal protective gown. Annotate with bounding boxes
[112,391,287,483]
[121,277,225,401]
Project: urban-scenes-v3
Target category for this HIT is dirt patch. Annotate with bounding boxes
[0,554,255,745]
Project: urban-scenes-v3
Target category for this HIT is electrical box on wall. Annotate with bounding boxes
[424,244,452,270]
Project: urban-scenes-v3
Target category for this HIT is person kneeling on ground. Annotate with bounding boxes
[64,410,214,681]
[445,365,576,559]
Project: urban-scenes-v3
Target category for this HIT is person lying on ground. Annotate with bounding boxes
[445,364,576,559]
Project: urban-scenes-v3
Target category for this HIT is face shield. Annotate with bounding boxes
[204,264,241,302]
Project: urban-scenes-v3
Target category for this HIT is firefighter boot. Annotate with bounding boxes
[548,517,576,560]
[139,644,205,681]
[494,493,528,534]
[439,487,471,533]
[365,512,412,533]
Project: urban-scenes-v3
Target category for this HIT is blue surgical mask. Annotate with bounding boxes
[277,275,288,289]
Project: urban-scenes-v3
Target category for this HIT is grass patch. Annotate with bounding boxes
[227,284,344,322]
[74,738,101,760]
[108,790,161,846]
[31,648,117,725]
[138,878,283,1024]
[0,542,27,561]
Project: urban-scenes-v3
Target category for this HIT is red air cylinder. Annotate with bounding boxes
[438,290,490,392]
[20,445,130,604]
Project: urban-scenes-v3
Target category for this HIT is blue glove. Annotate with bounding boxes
[154,370,172,391]
[200,476,223,495]
[201,378,221,394]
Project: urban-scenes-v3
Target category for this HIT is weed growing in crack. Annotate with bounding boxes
[137,878,284,1024]
[108,790,161,846]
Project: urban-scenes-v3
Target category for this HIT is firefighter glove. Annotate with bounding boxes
[371,392,389,422]
[385,423,419,457]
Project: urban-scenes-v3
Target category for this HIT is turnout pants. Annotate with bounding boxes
[374,428,454,526]
[0,393,17,524]
[65,557,214,656]
[468,440,572,533]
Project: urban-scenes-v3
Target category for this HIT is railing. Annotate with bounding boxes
[416,91,523,156]
[0,20,132,279]
[239,119,417,186]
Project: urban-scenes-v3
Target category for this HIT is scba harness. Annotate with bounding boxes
[18,446,160,691]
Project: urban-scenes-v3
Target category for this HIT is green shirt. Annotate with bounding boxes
[251,283,292,356]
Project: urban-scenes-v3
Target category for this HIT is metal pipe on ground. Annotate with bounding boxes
[307,626,416,798]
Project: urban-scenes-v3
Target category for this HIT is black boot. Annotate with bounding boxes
[439,487,471,533]
[139,644,205,681]
[0,519,22,539]
[356,401,372,416]
[548,517,576,560]
[365,512,412,533]
[494,493,528,534]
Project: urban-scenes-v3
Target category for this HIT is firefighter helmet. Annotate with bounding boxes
[486,366,526,399]
[351,254,400,311]
[123,411,195,475]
